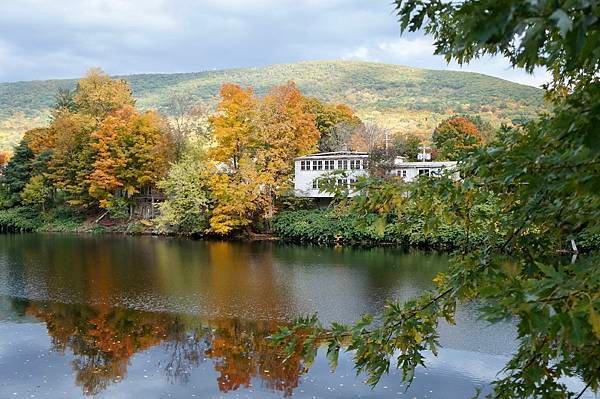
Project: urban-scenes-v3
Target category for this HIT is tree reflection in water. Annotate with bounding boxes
[16,298,307,397]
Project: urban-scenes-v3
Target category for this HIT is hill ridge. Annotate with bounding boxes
[0,60,545,151]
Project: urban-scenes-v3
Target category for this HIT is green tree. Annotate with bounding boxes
[306,98,362,152]
[21,175,52,212]
[394,134,421,160]
[274,1,600,398]
[53,87,78,114]
[157,140,212,235]
[0,139,34,207]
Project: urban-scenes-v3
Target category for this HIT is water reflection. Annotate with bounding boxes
[6,297,308,397]
[0,235,449,323]
[0,235,547,398]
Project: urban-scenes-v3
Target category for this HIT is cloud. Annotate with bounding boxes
[0,0,549,87]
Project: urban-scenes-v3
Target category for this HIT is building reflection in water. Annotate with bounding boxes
[15,298,307,397]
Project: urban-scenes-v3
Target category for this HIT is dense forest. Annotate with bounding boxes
[0,60,546,151]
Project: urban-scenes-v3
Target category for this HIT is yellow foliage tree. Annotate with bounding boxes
[46,112,98,206]
[206,82,320,234]
[74,68,135,120]
[208,84,256,171]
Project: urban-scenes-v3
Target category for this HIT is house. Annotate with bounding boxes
[294,151,370,198]
[293,151,458,198]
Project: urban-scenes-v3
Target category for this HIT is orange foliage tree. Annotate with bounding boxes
[88,107,173,209]
[432,116,483,160]
[0,151,10,168]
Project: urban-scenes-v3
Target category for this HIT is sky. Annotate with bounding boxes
[0,0,551,87]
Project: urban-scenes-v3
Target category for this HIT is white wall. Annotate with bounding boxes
[294,159,368,197]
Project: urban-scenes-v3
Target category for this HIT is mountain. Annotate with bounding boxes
[0,60,545,151]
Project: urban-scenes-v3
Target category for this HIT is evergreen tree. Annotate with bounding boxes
[0,140,34,207]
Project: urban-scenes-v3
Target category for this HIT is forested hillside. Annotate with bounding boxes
[0,60,545,151]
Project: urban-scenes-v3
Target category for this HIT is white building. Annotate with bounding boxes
[390,161,459,182]
[294,151,370,197]
[294,151,457,198]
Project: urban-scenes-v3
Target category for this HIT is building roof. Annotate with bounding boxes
[295,151,369,160]
[392,161,457,168]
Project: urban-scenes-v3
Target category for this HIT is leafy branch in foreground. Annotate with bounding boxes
[274,1,600,396]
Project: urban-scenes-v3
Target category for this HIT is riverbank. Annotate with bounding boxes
[2,206,598,252]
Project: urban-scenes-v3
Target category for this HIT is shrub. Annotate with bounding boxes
[0,206,42,232]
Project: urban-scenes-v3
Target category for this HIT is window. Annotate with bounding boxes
[300,161,308,171]
[343,160,348,170]
[398,169,407,178]
[312,161,318,170]
[337,160,343,169]
[349,160,356,170]
[356,160,362,169]
[324,160,335,170]
[418,169,431,177]
[317,160,323,170]
[337,178,348,186]
[312,179,318,189]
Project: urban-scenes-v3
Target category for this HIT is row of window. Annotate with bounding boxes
[394,168,440,178]
[312,178,358,189]
[300,159,365,171]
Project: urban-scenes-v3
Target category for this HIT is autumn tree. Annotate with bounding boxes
[46,112,97,207]
[163,93,210,159]
[253,81,320,222]
[306,98,362,152]
[74,68,135,120]
[0,151,11,169]
[88,107,173,209]
[432,116,482,160]
[22,127,56,156]
[348,122,388,152]
[209,84,256,171]
[206,82,320,234]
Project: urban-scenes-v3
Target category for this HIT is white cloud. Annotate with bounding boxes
[343,46,371,61]
[376,37,435,58]
[0,0,552,87]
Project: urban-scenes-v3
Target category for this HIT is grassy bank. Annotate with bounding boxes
[3,206,598,252]
[271,209,477,250]
[272,209,600,252]
[0,206,154,235]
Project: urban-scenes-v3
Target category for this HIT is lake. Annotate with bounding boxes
[0,234,592,398]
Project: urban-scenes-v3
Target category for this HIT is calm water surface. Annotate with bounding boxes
[0,234,592,398]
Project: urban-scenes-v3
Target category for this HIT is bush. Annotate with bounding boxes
[0,206,42,232]
[272,208,486,250]
[37,207,85,232]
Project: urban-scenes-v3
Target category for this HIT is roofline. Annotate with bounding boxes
[392,161,458,167]
[295,151,369,160]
